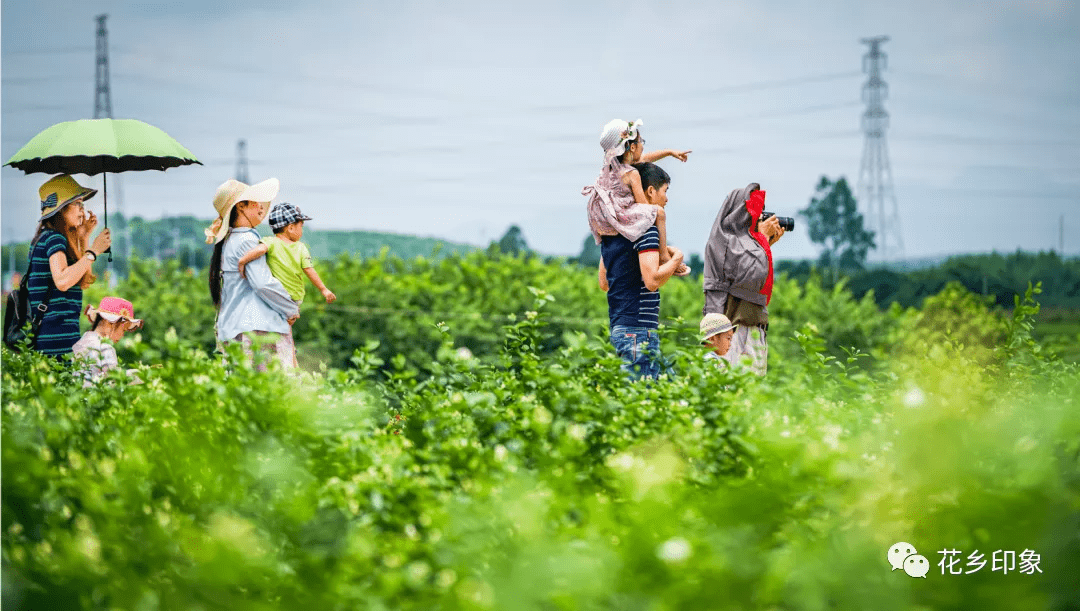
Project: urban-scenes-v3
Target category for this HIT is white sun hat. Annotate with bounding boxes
[599,118,643,155]
[204,178,280,244]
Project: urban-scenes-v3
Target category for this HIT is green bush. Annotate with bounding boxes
[4,276,1079,610]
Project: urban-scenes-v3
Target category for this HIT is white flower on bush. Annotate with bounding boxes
[494,444,508,461]
[455,347,473,360]
[821,424,843,450]
[436,568,457,589]
[567,424,587,441]
[406,560,431,585]
[656,537,692,563]
[903,386,926,408]
[609,453,635,471]
[533,406,553,425]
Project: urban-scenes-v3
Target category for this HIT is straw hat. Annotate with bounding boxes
[599,118,643,155]
[39,174,98,221]
[699,313,735,343]
[85,296,143,329]
[204,178,279,244]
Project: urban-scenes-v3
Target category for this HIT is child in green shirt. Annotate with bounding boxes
[237,202,336,308]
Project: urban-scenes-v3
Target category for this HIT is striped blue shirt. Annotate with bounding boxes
[27,230,83,356]
[601,226,661,329]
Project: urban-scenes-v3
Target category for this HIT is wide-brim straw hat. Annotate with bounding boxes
[85,296,143,329]
[205,178,279,244]
[39,174,98,221]
[700,313,735,343]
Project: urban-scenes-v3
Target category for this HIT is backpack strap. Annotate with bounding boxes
[27,234,56,323]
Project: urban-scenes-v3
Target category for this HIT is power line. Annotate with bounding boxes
[664,101,862,130]
[4,47,94,56]
[920,187,1077,200]
[893,135,1080,147]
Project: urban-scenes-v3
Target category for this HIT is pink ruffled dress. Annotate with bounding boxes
[582,151,658,245]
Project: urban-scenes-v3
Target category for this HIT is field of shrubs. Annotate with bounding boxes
[3,253,1078,610]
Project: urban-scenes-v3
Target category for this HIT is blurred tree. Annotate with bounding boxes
[799,177,875,274]
[496,225,531,256]
[686,253,704,278]
[574,234,601,267]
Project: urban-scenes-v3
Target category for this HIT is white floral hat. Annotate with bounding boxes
[599,118,643,155]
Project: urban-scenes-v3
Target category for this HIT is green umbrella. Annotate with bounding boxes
[4,118,201,260]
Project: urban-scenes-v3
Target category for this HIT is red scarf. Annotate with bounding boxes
[745,190,774,304]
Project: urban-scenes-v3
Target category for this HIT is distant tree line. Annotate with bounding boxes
[6,211,1076,312]
[2,214,477,283]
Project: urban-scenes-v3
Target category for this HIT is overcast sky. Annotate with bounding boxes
[3,0,1078,261]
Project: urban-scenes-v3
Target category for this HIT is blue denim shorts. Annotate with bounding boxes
[610,325,661,380]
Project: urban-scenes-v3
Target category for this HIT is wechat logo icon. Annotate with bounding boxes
[888,542,929,578]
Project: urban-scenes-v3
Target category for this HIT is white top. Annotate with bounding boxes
[72,331,119,385]
[704,351,730,366]
[214,227,299,341]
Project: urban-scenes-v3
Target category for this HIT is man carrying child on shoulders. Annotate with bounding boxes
[597,162,684,380]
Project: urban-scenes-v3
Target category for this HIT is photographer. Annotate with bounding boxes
[702,183,786,376]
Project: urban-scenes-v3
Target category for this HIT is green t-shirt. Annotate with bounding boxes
[262,236,313,303]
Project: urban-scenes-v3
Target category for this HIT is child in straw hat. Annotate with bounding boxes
[700,312,735,367]
[72,296,144,386]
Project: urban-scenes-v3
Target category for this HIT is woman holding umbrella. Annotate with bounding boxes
[206,178,299,370]
[28,175,112,356]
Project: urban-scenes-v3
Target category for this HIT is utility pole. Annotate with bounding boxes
[857,36,904,262]
[95,14,129,283]
[236,139,250,183]
[94,15,112,120]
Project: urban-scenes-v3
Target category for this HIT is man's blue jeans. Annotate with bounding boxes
[610,325,661,380]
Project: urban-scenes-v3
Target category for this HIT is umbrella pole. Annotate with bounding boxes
[103,174,112,262]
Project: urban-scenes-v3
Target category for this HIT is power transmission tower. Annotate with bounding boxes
[857,36,904,262]
[236,139,250,183]
[95,14,129,283]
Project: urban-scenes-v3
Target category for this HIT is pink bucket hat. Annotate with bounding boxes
[85,296,143,329]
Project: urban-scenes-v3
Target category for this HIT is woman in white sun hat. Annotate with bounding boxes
[205,178,299,370]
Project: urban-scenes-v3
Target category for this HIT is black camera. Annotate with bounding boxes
[760,211,795,231]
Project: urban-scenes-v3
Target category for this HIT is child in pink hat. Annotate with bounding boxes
[72,296,144,385]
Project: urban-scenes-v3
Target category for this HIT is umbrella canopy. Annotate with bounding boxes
[4,118,201,175]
